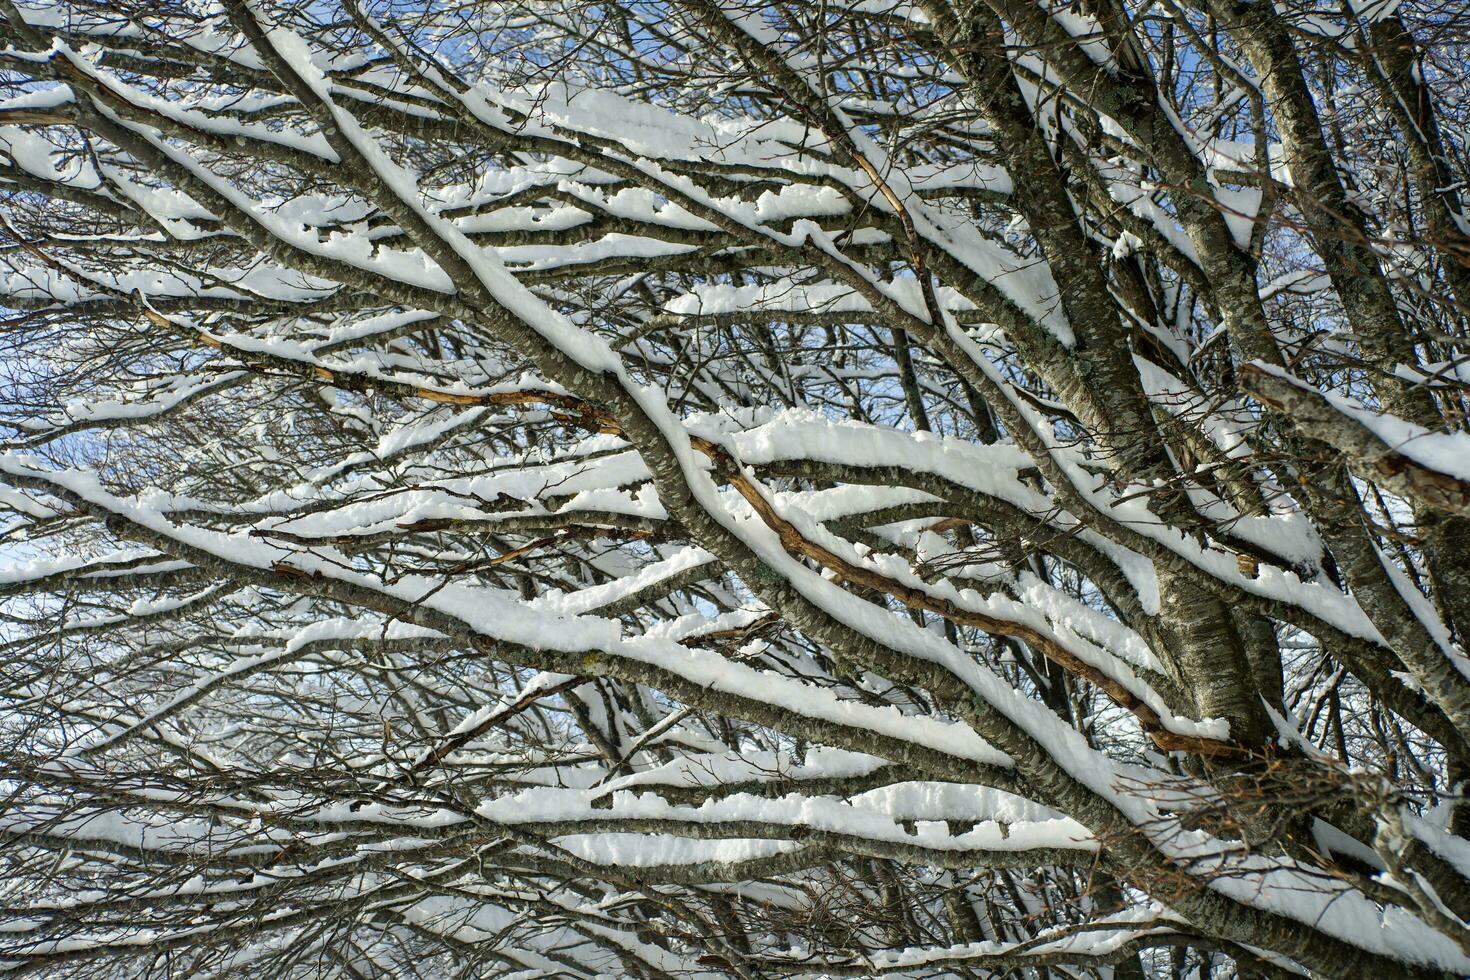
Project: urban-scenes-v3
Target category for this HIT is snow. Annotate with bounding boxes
[4,8,1469,976]
[531,546,715,615]
[473,784,1095,856]
[553,834,799,868]
[1322,389,1470,484]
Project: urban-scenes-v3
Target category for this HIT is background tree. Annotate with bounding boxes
[1,0,1469,975]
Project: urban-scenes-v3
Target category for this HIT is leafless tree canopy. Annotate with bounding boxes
[1,0,1469,975]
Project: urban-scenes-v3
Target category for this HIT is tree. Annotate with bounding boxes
[0,0,1468,974]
